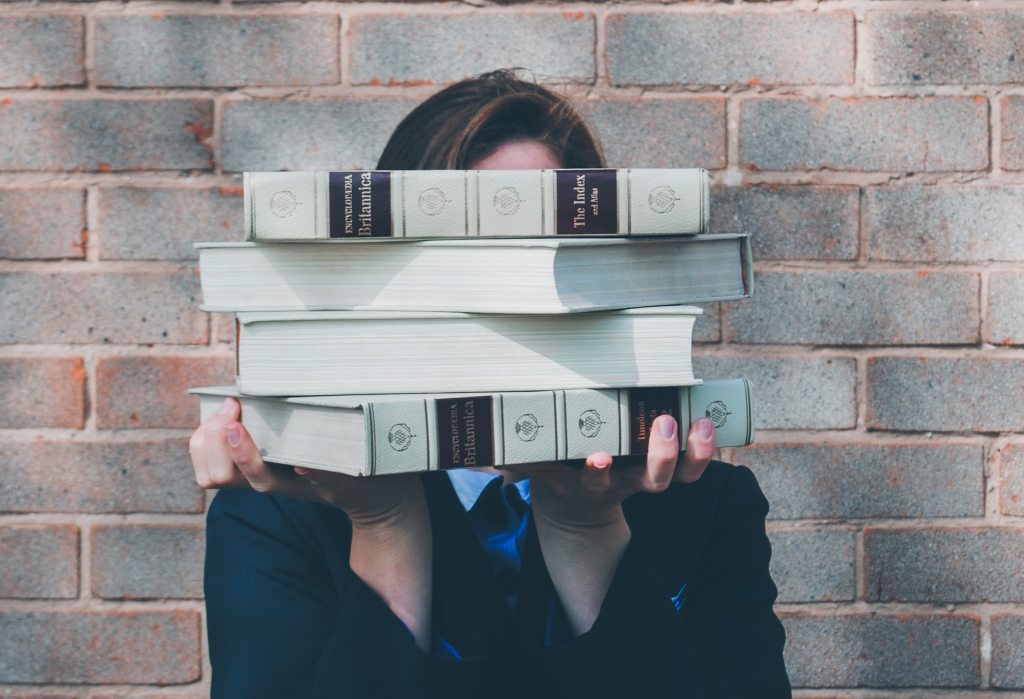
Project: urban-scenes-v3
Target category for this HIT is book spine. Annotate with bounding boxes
[244,169,710,240]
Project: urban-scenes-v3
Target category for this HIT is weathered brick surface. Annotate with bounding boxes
[97,186,242,260]
[867,357,1024,432]
[783,614,981,688]
[606,12,853,86]
[1001,443,1024,517]
[725,271,979,345]
[212,311,236,344]
[992,615,1024,689]
[0,188,86,260]
[575,97,726,169]
[0,611,200,684]
[0,440,202,513]
[692,355,856,429]
[0,525,78,599]
[95,16,339,88]
[91,525,204,600]
[864,185,1024,262]
[748,444,984,520]
[866,11,1024,85]
[768,528,855,602]
[0,271,205,344]
[0,16,83,88]
[1003,96,1024,170]
[96,354,234,429]
[691,303,720,344]
[351,14,595,86]
[989,272,1024,346]
[0,100,213,172]
[0,357,85,428]
[711,186,858,261]
[740,97,988,172]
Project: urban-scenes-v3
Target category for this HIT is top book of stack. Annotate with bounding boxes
[244,168,710,240]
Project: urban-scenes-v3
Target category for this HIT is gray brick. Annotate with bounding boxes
[223,99,416,172]
[748,444,984,520]
[783,614,980,688]
[0,440,202,514]
[0,611,200,684]
[607,12,853,87]
[0,356,85,428]
[1001,443,1024,517]
[725,270,979,345]
[575,97,725,169]
[0,16,83,87]
[711,186,858,261]
[91,525,203,599]
[0,270,205,344]
[96,16,338,88]
[768,528,855,602]
[868,357,1024,432]
[97,186,242,260]
[351,14,594,86]
[865,185,1024,262]
[0,99,213,172]
[992,615,1024,689]
[990,272,1024,346]
[1003,96,1024,171]
[866,11,1024,85]
[866,528,1024,603]
[692,302,720,343]
[692,354,856,429]
[0,188,86,260]
[740,97,988,172]
[0,525,78,599]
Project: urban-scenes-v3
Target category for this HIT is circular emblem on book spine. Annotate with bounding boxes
[704,401,731,428]
[514,414,542,442]
[493,187,525,216]
[648,186,680,214]
[269,190,301,218]
[418,188,451,216]
[387,423,415,451]
[578,409,606,438]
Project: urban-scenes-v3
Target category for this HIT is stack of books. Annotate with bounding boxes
[191,168,756,477]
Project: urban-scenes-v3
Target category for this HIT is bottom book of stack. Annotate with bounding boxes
[192,379,753,477]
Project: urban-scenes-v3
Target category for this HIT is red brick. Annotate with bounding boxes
[0,525,78,599]
[0,357,85,428]
[1001,443,1024,517]
[0,16,84,88]
[990,272,1024,346]
[1003,96,1024,171]
[0,188,86,260]
[91,524,203,599]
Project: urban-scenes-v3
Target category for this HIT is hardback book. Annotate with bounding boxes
[198,234,751,314]
[243,168,710,240]
[234,306,701,396]
[192,378,753,476]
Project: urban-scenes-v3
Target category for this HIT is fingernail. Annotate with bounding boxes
[657,415,676,440]
[217,397,234,415]
[697,418,715,441]
[226,423,242,447]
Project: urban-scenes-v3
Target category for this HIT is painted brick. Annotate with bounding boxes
[0,440,202,513]
[0,99,213,172]
[1003,96,1024,170]
[867,357,1024,432]
[0,188,86,260]
[693,354,856,430]
[606,12,853,86]
[222,99,416,172]
[96,355,234,429]
[0,611,200,684]
[865,528,1024,603]
[748,443,984,520]
[740,97,988,172]
[783,614,980,688]
[351,14,594,86]
[864,185,1024,262]
[0,525,78,599]
[711,186,858,261]
[212,311,236,344]
[95,16,338,88]
[1001,443,1024,517]
[866,11,1024,85]
[0,270,205,344]
[768,528,855,602]
[91,524,203,599]
[97,186,242,260]
[0,356,85,428]
[989,272,1024,346]
[992,615,1024,689]
[575,97,726,169]
[725,270,979,346]
[0,16,84,88]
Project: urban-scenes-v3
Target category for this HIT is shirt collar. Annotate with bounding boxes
[447,469,530,512]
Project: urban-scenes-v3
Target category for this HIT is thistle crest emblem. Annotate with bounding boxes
[704,401,731,428]
[578,409,606,438]
[648,186,680,214]
[514,414,542,442]
[493,187,525,216]
[269,190,301,218]
[418,188,451,216]
[387,423,415,451]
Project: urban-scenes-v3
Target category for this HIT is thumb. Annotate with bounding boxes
[225,420,280,493]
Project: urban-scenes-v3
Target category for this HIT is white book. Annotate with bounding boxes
[234,306,700,396]
[198,235,752,314]
[244,168,710,240]
[192,379,753,476]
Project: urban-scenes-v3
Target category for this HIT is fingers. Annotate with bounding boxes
[641,415,679,492]
[226,419,294,495]
[675,417,717,483]
[582,452,613,493]
[190,397,247,489]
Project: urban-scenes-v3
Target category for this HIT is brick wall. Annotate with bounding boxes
[0,1,1021,695]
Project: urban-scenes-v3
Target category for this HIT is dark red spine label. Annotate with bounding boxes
[628,387,680,454]
[436,397,495,469]
[555,169,618,235]
[329,171,392,237]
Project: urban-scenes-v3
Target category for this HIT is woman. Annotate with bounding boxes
[191,69,791,698]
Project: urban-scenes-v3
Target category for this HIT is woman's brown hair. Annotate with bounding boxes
[376,69,606,171]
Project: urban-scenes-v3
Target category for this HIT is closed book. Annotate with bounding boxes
[198,235,751,314]
[192,379,753,477]
[234,306,700,396]
[243,168,710,240]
